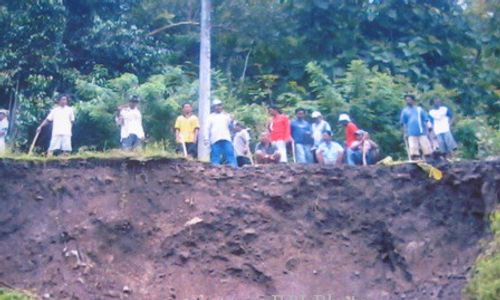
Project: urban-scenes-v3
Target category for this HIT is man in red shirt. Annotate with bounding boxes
[338,113,359,165]
[268,106,291,162]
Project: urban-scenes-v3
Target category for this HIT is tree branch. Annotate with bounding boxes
[148,21,200,36]
[240,46,254,83]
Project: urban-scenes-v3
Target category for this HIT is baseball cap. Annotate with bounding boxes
[212,99,222,106]
[129,95,140,102]
[338,113,351,122]
[311,111,321,118]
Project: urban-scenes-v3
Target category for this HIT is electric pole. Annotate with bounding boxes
[197,0,211,161]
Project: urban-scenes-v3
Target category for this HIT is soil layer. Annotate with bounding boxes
[0,159,498,300]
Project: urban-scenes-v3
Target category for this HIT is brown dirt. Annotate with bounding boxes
[0,158,498,300]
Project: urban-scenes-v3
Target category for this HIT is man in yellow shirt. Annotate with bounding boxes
[175,103,200,158]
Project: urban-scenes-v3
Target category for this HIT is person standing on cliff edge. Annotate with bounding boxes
[175,103,200,158]
[37,95,75,156]
[0,109,8,154]
[268,106,291,163]
[117,95,145,151]
[204,99,237,167]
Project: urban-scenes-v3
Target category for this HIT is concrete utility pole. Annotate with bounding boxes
[197,0,211,161]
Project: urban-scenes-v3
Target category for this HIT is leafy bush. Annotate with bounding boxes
[465,211,500,300]
[233,103,269,140]
[455,117,500,159]
[0,289,34,300]
[71,66,197,151]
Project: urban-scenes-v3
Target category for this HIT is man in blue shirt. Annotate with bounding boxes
[400,94,433,160]
[290,108,313,163]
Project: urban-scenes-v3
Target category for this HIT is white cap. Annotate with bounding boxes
[0,109,8,115]
[338,113,351,122]
[212,99,222,106]
[311,111,321,118]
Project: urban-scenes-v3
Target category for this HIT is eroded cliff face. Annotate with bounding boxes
[0,158,498,300]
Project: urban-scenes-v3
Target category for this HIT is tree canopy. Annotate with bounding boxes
[0,0,498,158]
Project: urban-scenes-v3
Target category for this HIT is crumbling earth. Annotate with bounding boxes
[0,158,498,300]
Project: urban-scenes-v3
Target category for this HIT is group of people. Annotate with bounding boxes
[0,93,457,166]
[177,94,458,167]
[182,99,381,167]
[400,94,457,161]
[34,95,146,156]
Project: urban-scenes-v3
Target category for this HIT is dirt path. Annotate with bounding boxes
[0,159,498,300]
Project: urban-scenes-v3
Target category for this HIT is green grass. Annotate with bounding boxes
[0,289,35,300]
[465,210,500,300]
[0,140,185,162]
[0,148,181,162]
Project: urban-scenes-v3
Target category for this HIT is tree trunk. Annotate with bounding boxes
[197,0,211,161]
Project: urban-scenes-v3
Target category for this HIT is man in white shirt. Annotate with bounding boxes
[37,95,75,156]
[349,130,379,165]
[118,96,145,151]
[233,121,252,167]
[204,99,237,167]
[0,109,9,154]
[315,130,344,165]
[429,97,457,158]
[311,111,332,148]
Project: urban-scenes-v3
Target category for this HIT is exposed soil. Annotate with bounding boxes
[0,158,498,300]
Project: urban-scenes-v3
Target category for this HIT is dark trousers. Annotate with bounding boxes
[237,156,251,167]
[121,134,141,150]
[176,142,198,158]
[351,149,378,165]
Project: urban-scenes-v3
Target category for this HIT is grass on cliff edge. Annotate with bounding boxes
[465,209,500,300]
[0,148,180,162]
[0,289,35,300]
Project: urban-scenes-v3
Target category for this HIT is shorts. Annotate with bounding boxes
[274,140,288,163]
[0,138,5,153]
[49,135,72,152]
[237,156,251,167]
[436,132,457,154]
[121,134,142,150]
[408,135,432,157]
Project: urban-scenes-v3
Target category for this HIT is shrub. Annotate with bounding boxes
[0,289,34,300]
[465,211,500,300]
[455,117,500,159]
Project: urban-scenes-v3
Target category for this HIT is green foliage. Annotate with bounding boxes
[71,66,196,151]
[339,60,370,101]
[465,210,500,300]
[0,0,498,159]
[455,117,500,159]
[0,289,34,300]
[233,104,269,137]
[344,62,408,157]
[305,61,346,122]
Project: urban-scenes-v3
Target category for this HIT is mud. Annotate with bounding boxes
[0,158,498,300]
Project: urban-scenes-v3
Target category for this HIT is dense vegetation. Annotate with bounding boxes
[465,210,500,300]
[0,0,498,158]
[0,289,34,300]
